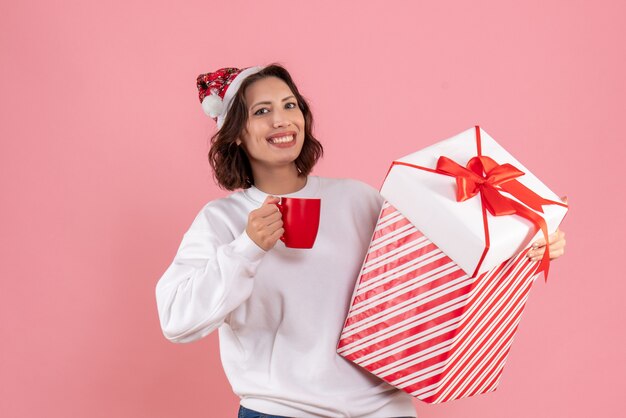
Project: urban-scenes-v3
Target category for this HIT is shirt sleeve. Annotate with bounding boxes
[155,206,266,344]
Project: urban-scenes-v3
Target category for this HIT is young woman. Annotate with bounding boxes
[155,64,567,418]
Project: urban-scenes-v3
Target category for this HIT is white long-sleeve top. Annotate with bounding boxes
[155,176,416,418]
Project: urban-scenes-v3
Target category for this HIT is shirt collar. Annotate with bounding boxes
[243,176,320,204]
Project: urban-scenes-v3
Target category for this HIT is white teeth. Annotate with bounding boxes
[268,135,294,144]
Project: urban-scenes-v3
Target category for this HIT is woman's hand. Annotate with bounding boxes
[246,195,284,251]
[526,196,568,262]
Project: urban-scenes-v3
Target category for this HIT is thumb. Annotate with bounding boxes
[263,195,280,205]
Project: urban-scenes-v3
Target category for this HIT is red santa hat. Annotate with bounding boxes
[196,66,264,129]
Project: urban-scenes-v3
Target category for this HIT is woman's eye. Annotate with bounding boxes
[253,103,297,115]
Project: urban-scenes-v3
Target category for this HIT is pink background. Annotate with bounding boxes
[1,1,624,417]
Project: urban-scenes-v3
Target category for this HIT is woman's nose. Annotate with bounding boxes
[273,119,291,128]
[272,108,292,128]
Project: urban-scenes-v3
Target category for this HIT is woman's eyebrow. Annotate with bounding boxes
[250,95,296,110]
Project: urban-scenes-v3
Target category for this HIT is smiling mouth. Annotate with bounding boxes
[267,134,295,144]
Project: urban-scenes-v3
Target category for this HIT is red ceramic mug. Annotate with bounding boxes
[276,197,321,249]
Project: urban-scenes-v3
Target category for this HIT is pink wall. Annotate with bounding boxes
[1,1,623,417]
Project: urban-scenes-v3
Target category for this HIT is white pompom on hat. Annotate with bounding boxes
[196,66,265,129]
[201,89,224,118]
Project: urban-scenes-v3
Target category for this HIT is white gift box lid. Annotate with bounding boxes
[380,126,568,277]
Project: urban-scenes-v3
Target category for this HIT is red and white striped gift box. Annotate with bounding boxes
[337,201,541,404]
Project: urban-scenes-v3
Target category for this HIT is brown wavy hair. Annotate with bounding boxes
[208,64,323,191]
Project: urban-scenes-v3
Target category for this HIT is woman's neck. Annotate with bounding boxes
[252,164,307,195]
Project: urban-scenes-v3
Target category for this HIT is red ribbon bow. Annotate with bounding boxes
[436,155,555,280]
[386,126,566,281]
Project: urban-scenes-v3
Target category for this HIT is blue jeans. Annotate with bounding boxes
[237,405,414,418]
[238,406,291,418]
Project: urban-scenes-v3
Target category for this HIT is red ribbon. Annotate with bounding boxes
[388,126,566,281]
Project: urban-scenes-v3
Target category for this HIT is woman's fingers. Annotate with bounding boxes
[269,226,285,242]
[266,217,284,233]
[527,231,566,261]
[246,195,284,250]
[525,195,568,262]
[531,229,563,249]
[264,209,282,225]
[549,238,566,259]
[257,196,280,214]
[549,229,564,245]
[528,240,565,259]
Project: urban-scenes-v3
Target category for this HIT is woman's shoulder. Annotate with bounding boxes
[187,190,250,232]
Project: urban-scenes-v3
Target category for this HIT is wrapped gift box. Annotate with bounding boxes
[381,126,568,278]
[337,126,568,403]
[338,202,542,403]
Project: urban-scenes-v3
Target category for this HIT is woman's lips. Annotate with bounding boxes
[267,134,296,148]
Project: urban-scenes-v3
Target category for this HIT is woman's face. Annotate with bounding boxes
[236,76,305,173]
